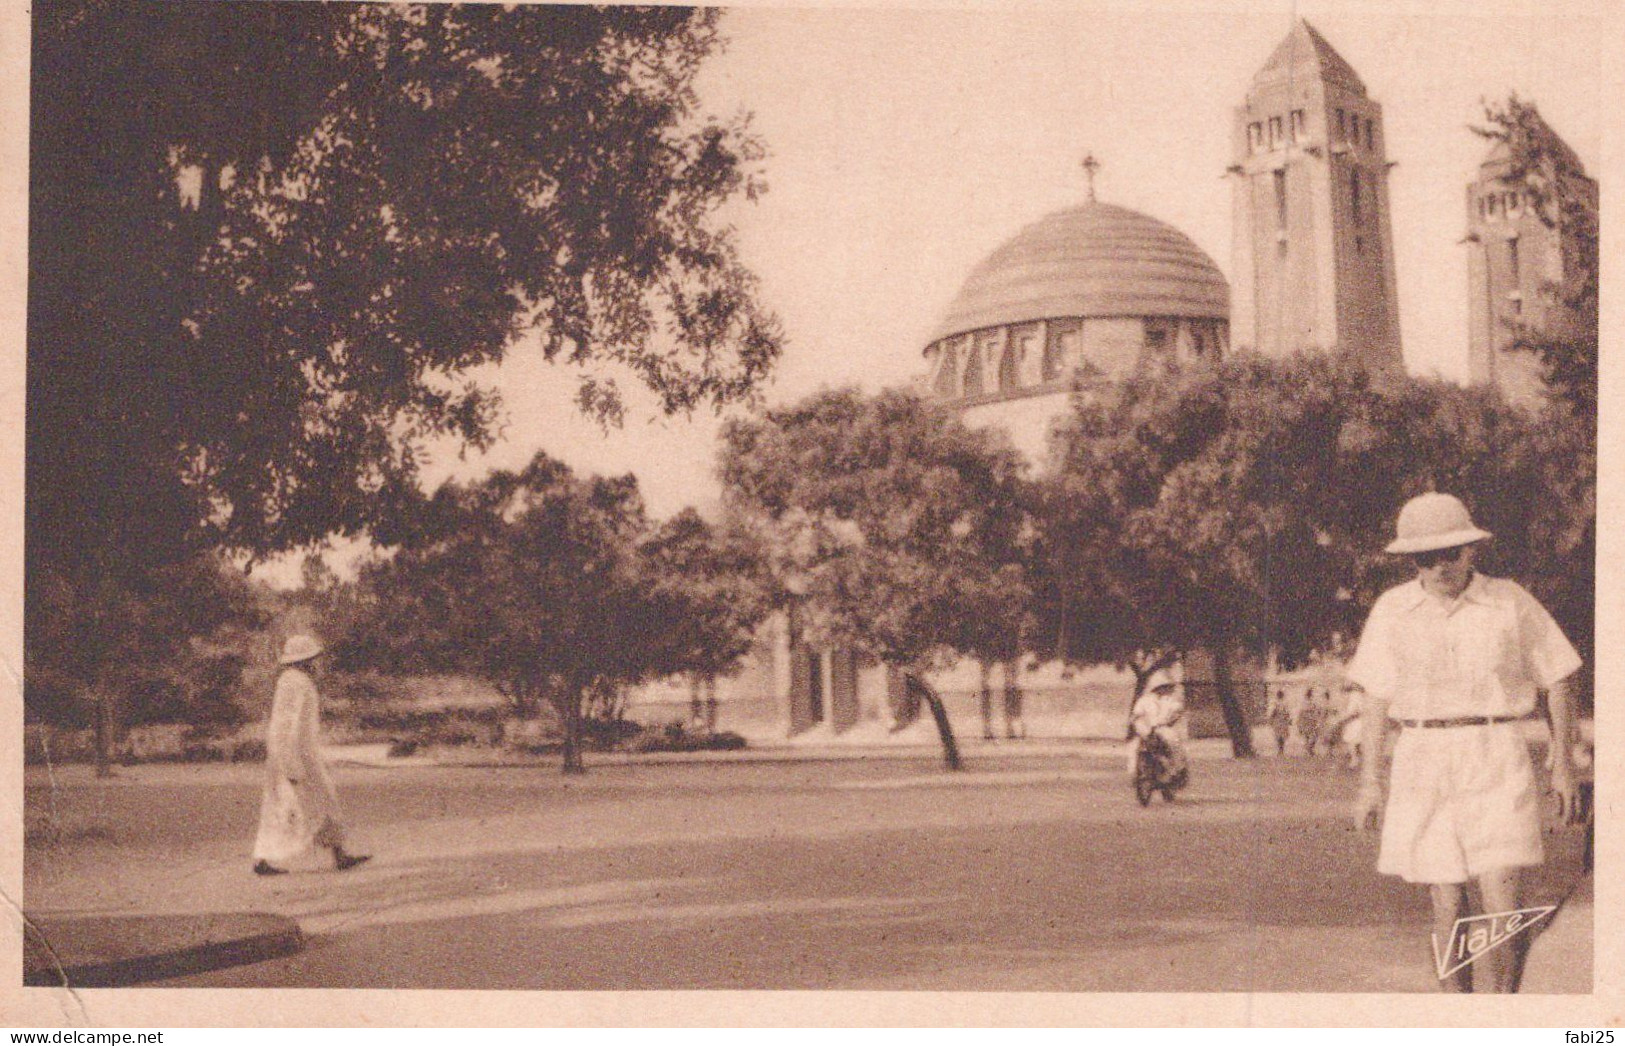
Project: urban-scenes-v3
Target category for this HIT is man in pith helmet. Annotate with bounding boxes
[252,635,370,876]
[1348,493,1581,992]
[1126,666,1188,780]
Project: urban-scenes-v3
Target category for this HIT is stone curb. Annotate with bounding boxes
[22,913,304,988]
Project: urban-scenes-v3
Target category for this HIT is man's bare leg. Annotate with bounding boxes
[1475,867,1523,993]
[1430,883,1472,992]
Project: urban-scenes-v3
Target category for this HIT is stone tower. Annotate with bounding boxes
[1230,20,1402,374]
[1464,113,1597,410]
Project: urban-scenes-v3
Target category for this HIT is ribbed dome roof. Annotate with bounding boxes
[932,202,1229,342]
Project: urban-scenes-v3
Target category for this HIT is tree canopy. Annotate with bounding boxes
[1036,353,1594,753]
[30,2,781,570]
[335,453,769,772]
[28,2,781,733]
[719,387,1031,671]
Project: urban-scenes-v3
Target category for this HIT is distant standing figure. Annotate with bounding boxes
[252,635,370,876]
[1267,688,1292,755]
[1002,664,1026,740]
[1297,689,1325,756]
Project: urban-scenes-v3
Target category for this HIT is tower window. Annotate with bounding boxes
[1351,168,1362,224]
[1478,196,1488,219]
[1248,122,1264,154]
[1274,168,1288,230]
[1508,237,1520,282]
[1366,118,1375,150]
[1291,109,1306,142]
[1268,116,1283,147]
[1349,114,1360,145]
[1336,109,1347,140]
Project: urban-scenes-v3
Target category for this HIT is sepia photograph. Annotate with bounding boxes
[7,0,1615,1025]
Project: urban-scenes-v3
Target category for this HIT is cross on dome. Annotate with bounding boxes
[1080,153,1101,202]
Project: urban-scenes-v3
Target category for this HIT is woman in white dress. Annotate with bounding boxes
[252,635,370,875]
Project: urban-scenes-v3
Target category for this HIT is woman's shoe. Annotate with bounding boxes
[253,860,288,876]
[334,850,371,871]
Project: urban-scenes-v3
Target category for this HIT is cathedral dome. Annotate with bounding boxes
[933,202,1228,342]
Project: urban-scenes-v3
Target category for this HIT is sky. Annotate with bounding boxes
[283,0,1611,581]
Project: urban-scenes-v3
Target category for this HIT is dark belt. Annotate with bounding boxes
[1395,714,1530,729]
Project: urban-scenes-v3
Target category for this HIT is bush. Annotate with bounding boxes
[624,721,747,754]
[582,716,642,750]
[231,739,266,762]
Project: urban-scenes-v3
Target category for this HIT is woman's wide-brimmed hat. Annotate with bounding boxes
[278,634,325,665]
[1384,493,1493,555]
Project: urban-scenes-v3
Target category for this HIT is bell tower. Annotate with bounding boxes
[1230,20,1402,373]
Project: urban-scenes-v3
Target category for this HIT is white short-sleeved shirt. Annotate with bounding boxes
[1346,573,1581,720]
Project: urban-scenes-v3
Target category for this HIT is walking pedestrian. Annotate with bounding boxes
[1297,688,1324,756]
[1348,493,1582,992]
[1267,688,1292,756]
[252,635,371,876]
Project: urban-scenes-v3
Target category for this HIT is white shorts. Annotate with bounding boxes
[1378,724,1543,884]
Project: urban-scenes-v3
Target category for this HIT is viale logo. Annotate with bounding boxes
[1432,906,1557,979]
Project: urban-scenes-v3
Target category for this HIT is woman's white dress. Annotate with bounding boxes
[252,667,345,864]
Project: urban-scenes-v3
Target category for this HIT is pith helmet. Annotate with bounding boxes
[1385,493,1493,555]
[278,634,325,665]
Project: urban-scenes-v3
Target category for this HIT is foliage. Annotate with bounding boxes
[334,451,769,772]
[28,3,781,744]
[638,509,773,682]
[1037,354,1593,751]
[32,2,781,566]
[23,555,265,730]
[719,387,1032,670]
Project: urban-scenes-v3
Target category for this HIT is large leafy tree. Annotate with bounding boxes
[29,3,781,734]
[335,454,769,773]
[340,455,648,773]
[720,388,1031,765]
[638,509,773,688]
[1038,355,1587,756]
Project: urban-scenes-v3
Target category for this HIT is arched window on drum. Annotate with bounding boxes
[932,339,960,397]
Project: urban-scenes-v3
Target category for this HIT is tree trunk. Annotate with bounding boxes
[905,671,961,771]
[977,661,994,739]
[93,685,117,778]
[561,683,586,775]
[1212,645,1257,759]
